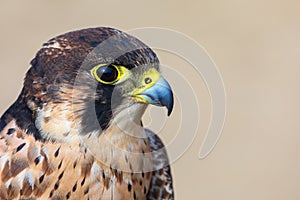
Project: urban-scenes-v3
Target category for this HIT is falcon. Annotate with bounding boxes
[0,27,174,199]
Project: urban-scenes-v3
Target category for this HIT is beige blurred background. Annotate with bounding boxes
[1,1,300,199]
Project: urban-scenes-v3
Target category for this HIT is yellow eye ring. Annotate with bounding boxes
[91,64,121,84]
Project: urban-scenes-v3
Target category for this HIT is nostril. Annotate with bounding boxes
[144,77,152,84]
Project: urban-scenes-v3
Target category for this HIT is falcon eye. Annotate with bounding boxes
[91,64,120,84]
[91,64,131,85]
[96,65,118,83]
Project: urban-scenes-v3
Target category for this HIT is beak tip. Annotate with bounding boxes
[167,109,172,116]
[165,94,174,116]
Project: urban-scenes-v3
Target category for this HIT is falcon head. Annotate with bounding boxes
[5,27,173,141]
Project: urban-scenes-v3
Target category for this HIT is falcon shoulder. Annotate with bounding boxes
[145,129,175,200]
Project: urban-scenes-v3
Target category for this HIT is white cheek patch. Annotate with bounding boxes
[35,106,72,142]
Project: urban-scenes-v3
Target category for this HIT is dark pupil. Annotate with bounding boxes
[97,65,118,82]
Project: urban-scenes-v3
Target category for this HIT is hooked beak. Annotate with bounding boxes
[131,68,174,116]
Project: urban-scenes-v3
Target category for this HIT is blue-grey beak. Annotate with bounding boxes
[132,75,174,116]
